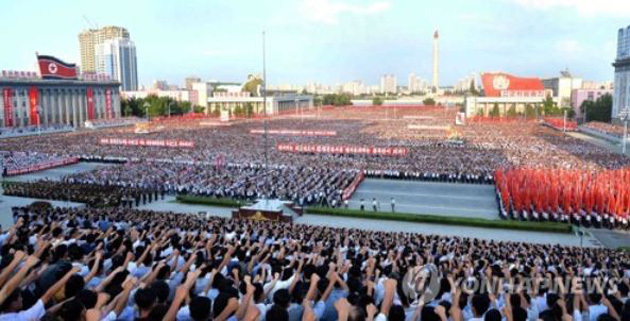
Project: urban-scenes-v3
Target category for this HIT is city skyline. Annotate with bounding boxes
[2,0,629,88]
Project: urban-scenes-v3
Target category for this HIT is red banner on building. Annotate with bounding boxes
[277,144,409,156]
[100,138,195,148]
[105,88,113,119]
[250,129,337,136]
[28,86,39,125]
[86,87,95,120]
[3,88,13,127]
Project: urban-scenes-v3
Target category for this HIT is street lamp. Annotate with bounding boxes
[143,102,151,121]
[620,108,630,155]
[166,101,173,118]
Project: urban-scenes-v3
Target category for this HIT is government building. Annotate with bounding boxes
[464,72,556,117]
[1,72,120,128]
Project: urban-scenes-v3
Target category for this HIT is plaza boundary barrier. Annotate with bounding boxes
[5,157,79,176]
[342,172,365,200]
[305,207,573,233]
[176,195,245,207]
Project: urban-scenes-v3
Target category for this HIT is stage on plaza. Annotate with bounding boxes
[232,199,302,223]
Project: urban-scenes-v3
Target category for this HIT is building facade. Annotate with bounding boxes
[613,25,630,119]
[185,77,201,90]
[96,38,138,91]
[79,26,129,73]
[207,92,313,115]
[380,74,397,94]
[542,73,583,108]
[0,77,120,128]
[571,89,613,117]
[465,72,556,117]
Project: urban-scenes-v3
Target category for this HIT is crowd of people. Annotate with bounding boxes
[0,124,73,138]
[2,181,159,208]
[0,205,629,321]
[581,122,627,140]
[0,106,629,220]
[0,151,69,176]
[495,168,630,229]
[65,162,358,207]
[85,117,143,130]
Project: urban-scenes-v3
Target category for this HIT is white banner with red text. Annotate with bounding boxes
[100,138,195,148]
[277,144,408,156]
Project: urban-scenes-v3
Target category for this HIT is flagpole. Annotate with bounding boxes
[262,30,268,204]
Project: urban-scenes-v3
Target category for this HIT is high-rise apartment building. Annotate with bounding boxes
[96,38,138,91]
[79,26,129,73]
[380,74,397,94]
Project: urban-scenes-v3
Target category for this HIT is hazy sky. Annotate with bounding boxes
[2,0,629,87]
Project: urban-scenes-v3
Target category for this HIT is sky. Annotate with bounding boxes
[1,0,630,88]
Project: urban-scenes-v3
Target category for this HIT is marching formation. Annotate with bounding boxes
[495,168,630,228]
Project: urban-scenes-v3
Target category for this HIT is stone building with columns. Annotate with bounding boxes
[0,77,120,129]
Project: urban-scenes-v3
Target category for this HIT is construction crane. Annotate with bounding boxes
[82,15,98,30]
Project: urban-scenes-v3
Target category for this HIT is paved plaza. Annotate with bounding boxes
[349,179,499,219]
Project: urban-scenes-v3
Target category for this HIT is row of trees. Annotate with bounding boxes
[320,93,353,106]
[121,95,202,118]
[581,93,613,123]
[478,96,576,118]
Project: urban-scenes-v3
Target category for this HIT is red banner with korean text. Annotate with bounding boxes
[100,138,195,148]
[28,86,39,125]
[86,87,95,120]
[105,88,113,119]
[277,144,408,157]
[3,88,13,127]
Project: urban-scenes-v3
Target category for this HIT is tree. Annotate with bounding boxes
[372,97,384,106]
[322,94,352,106]
[234,105,243,116]
[423,98,436,106]
[582,93,612,122]
[193,105,205,114]
[542,96,561,116]
[242,77,263,97]
[244,103,254,116]
[468,82,478,96]
[476,108,485,117]
[507,105,517,117]
[489,103,500,118]
[525,104,536,118]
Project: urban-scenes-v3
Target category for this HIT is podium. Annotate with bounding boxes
[232,199,302,223]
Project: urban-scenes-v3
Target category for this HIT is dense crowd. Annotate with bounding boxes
[0,124,72,138]
[581,122,627,140]
[0,108,626,181]
[65,163,358,207]
[0,151,68,175]
[0,205,629,321]
[2,181,159,208]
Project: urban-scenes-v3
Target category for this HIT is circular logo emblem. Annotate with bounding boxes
[493,75,510,90]
[48,63,58,74]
